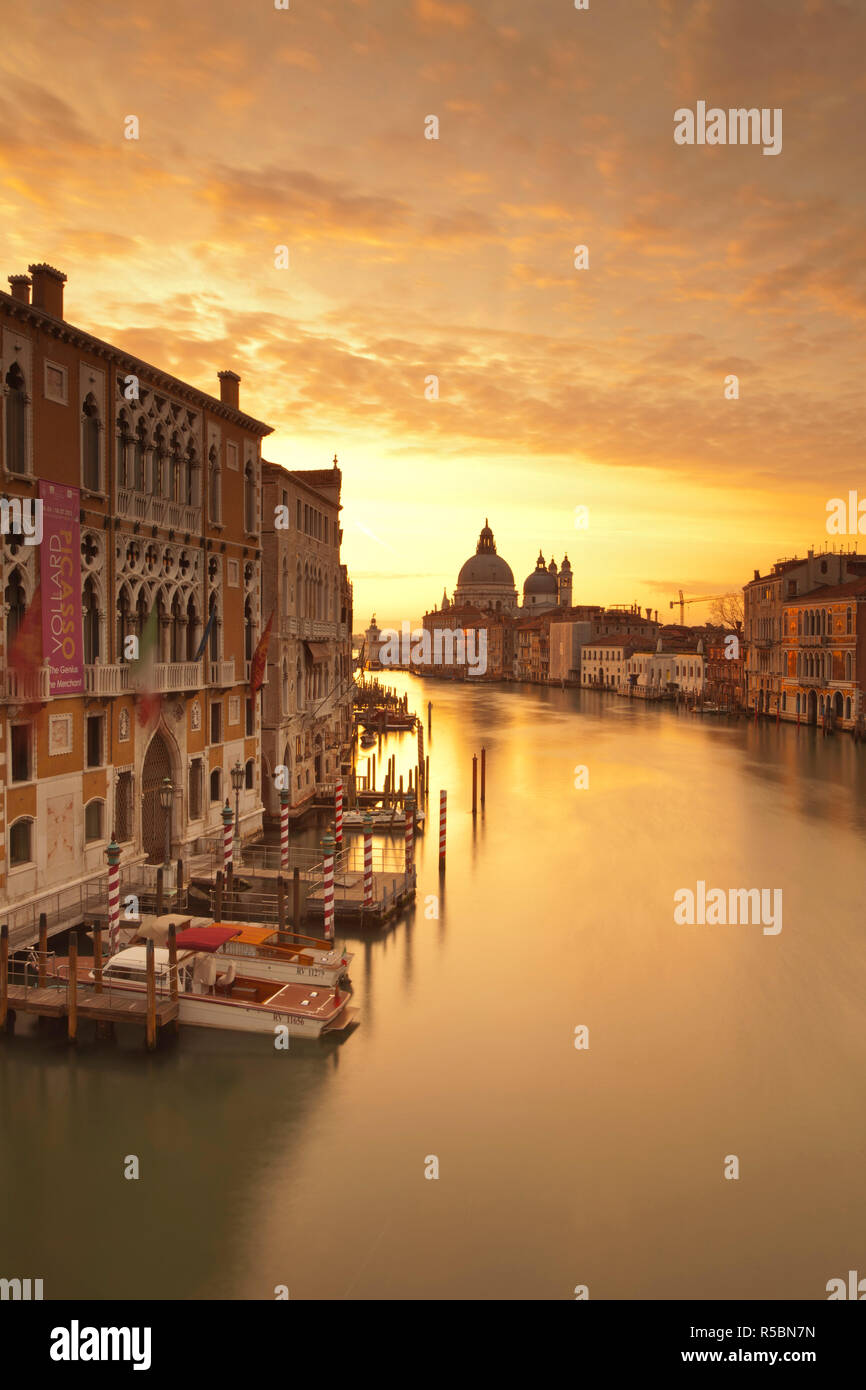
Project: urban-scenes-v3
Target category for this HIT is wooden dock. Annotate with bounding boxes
[1,923,178,1050]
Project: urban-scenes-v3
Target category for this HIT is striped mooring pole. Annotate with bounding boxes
[222,799,234,869]
[321,833,336,941]
[335,778,343,848]
[106,837,121,956]
[363,812,374,908]
[404,796,415,888]
[280,787,290,871]
[439,789,447,869]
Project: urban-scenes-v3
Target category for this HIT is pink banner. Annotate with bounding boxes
[39,482,84,695]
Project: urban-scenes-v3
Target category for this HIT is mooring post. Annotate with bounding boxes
[38,911,48,987]
[277,876,287,936]
[439,790,447,871]
[176,857,185,911]
[0,924,8,1031]
[481,746,486,805]
[215,869,224,922]
[372,753,376,791]
[156,866,165,916]
[92,925,103,994]
[425,754,429,800]
[427,700,432,734]
[404,796,415,893]
[67,932,78,1044]
[472,755,478,816]
[226,859,234,914]
[321,833,336,943]
[145,938,157,1051]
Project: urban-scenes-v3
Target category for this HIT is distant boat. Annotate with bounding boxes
[360,730,377,748]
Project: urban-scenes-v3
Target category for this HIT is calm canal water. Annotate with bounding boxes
[2,675,865,1300]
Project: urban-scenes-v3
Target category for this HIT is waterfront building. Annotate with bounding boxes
[743,548,866,715]
[363,614,385,669]
[260,460,353,814]
[705,626,745,708]
[1,263,271,927]
[780,578,866,729]
[581,637,650,691]
[625,639,706,697]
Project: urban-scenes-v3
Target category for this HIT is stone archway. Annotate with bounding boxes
[806,689,818,726]
[141,727,177,863]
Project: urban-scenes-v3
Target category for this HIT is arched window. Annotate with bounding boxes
[170,591,183,663]
[9,816,33,867]
[116,587,131,661]
[4,362,28,474]
[846,697,852,720]
[83,575,100,664]
[84,799,105,843]
[208,445,221,523]
[186,594,200,660]
[209,768,221,803]
[281,562,289,615]
[296,655,304,711]
[282,658,289,713]
[134,419,147,491]
[185,443,196,506]
[152,427,165,497]
[847,607,853,635]
[846,651,853,680]
[797,611,802,636]
[244,758,254,791]
[117,410,131,489]
[4,566,26,651]
[82,393,101,491]
[208,593,219,661]
[244,597,255,662]
[244,464,256,532]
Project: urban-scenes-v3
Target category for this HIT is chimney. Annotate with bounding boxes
[218,370,240,410]
[753,569,760,581]
[8,275,31,305]
[28,263,66,318]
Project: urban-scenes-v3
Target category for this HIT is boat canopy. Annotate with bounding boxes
[174,926,242,952]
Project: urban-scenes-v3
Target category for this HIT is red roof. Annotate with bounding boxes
[786,577,866,604]
[174,926,241,952]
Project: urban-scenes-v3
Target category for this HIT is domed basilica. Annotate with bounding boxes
[436,520,572,616]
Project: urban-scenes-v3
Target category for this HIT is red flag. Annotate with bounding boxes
[9,584,44,694]
[249,611,274,695]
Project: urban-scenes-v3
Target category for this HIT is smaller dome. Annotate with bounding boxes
[524,553,557,595]
[548,557,558,574]
[560,555,572,572]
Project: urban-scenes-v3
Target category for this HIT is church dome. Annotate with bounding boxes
[524,552,557,595]
[456,520,516,590]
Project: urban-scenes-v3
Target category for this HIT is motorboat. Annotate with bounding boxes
[57,927,358,1037]
[184,923,353,988]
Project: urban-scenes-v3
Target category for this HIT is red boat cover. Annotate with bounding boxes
[174,926,241,952]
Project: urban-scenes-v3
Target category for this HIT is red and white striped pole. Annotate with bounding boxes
[222,800,234,871]
[321,833,335,941]
[404,796,415,889]
[363,812,374,908]
[106,838,121,956]
[335,778,343,849]
[439,789,447,869]
[279,787,290,871]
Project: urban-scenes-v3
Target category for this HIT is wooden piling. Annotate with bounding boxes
[427,700,432,733]
[168,923,178,1002]
[92,926,103,994]
[215,869,224,921]
[425,754,429,800]
[0,924,8,1031]
[176,857,185,910]
[67,932,78,1043]
[277,876,287,935]
[38,911,48,987]
[481,746,486,805]
[156,866,165,916]
[292,867,301,940]
[472,755,478,816]
[226,860,234,917]
[145,939,157,1051]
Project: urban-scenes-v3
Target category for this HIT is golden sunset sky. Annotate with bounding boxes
[2,0,864,627]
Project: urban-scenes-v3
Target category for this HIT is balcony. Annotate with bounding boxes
[85,664,128,696]
[117,487,201,535]
[209,659,236,687]
[1,666,51,702]
[244,660,268,685]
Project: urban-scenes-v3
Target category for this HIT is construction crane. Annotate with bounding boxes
[669,591,739,624]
